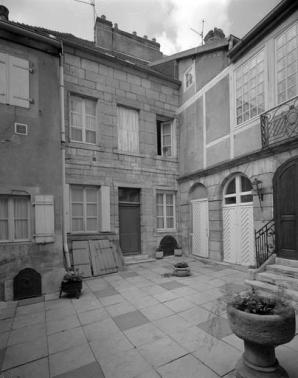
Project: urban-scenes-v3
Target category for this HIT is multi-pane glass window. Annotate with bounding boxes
[70,96,96,144]
[224,175,253,205]
[157,121,172,157]
[184,65,194,90]
[276,23,298,104]
[71,186,98,232]
[117,106,139,152]
[156,192,175,230]
[235,50,265,126]
[0,196,30,242]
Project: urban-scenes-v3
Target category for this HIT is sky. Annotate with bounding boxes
[1,0,282,56]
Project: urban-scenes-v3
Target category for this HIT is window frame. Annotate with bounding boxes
[223,175,253,207]
[70,186,99,234]
[156,191,176,231]
[275,22,298,105]
[184,64,195,91]
[69,95,97,145]
[0,196,30,242]
[234,49,265,128]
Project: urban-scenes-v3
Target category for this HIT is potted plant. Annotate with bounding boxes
[226,288,296,378]
[155,247,164,259]
[174,244,182,256]
[59,267,83,299]
[173,261,190,277]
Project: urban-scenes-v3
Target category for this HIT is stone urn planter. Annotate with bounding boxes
[59,268,83,299]
[173,262,190,277]
[227,291,296,378]
[155,248,164,259]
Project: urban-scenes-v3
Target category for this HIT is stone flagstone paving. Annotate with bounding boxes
[0,256,298,378]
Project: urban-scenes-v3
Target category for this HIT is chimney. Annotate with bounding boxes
[0,5,9,21]
[204,27,225,44]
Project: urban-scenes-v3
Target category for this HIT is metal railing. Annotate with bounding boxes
[261,96,298,148]
[255,219,275,268]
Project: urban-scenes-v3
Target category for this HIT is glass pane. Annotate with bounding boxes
[87,204,97,217]
[87,218,97,231]
[72,188,83,202]
[70,113,82,128]
[166,206,173,217]
[86,115,96,131]
[15,220,28,239]
[72,218,83,232]
[156,193,163,205]
[241,195,253,203]
[166,218,174,229]
[226,179,236,195]
[288,85,297,99]
[85,100,96,116]
[14,198,28,218]
[71,98,82,113]
[156,205,163,217]
[157,217,164,229]
[225,197,236,205]
[241,176,252,192]
[71,127,83,142]
[166,194,173,205]
[0,220,8,240]
[0,198,8,218]
[278,91,287,104]
[72,204,83,217]
[86,189,97,202]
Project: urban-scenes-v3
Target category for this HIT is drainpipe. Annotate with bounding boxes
[59,50,71,269]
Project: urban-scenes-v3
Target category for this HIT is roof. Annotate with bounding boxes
[4,21,180,83]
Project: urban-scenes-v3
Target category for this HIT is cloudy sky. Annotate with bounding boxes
[1,0,281,55]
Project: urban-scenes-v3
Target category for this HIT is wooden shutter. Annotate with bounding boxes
[0,53,7,105]
[65,184,70,233]
[34,195,55,243]
[99,186,110,232]
[9,56,30,108]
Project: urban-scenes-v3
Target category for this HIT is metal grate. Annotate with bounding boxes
[255,219,275,268]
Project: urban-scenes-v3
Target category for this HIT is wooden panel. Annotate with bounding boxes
[89,240,118,276]
[192,200,209,257]
[72,240,92,278]
[99,186,110,232]
[0,52,7,104]
[9,56,30,108]
[34,195,55,244]
[119,204,141,255]
[239,205,254,266]
[223,207,237,264]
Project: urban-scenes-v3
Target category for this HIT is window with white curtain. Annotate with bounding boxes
[276,22,298,104]
[156,192,176,230]
[0,196,30,242]
[70,96,97,144]
[117,106,139,152]
[157,120,175,157]
[70,186,99,233]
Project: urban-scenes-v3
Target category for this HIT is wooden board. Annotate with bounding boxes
[89,240,118,276]
[72,240,92,278]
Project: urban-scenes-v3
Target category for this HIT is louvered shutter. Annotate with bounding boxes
[9,56,30,108]
[0,53,7,104]
[34,195,55,243]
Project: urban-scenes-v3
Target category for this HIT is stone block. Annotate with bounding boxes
[4,279,13,301]
[64,53,80,67]
[81,58,98,73]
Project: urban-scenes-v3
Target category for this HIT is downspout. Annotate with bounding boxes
[59,48,71,268]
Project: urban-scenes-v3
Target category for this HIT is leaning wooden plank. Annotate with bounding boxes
[89,240,104,276]
[72,241,92,278]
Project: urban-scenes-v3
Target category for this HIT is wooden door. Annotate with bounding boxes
[274,158,298,260]
[192,199,209,257]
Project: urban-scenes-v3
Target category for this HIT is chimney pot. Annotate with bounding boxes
[133,31,137,36]
[101,15,106,20]
[144,35,148,39]
[152,38,156,42]
[0,5,9,21]
[114,23,118,29]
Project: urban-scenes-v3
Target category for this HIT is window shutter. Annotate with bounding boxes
[0,53,7,105]
[9,56,30,108]
[34,195,55,243]
[65,184,70,233]
[99,186,110,232]
[172,119,177,157]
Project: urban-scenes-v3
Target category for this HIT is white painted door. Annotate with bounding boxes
[223,175,254,266]
[192,199,209,257]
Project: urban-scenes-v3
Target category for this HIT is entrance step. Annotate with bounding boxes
[266,264,298,279]
[276,258,298,269]
[245,279,298,302]
[257,271,298,291]
[124,254,155,265]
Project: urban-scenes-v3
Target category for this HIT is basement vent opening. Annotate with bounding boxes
[15,123,28,135]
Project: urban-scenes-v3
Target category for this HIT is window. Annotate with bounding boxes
[0,53,31,108]
[70,96,96,144]
[224,175,253,205]
[235,50,265,126]
[70,186,99,233]
[0,196,30,242]
[117,106,139,152]
[276,23,298,104]
[184,65,194,90]
[156,192,175,230]
[157,119,176,157]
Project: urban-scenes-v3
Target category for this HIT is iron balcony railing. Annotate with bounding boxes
[261,95,298,148]
[255,219,275,268]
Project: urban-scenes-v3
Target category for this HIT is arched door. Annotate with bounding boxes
[274,157,298,260]
[223,175,254,265]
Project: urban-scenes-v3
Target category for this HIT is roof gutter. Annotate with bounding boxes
[227,0,298,62]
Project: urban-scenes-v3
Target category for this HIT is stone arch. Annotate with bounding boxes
[189,182,208,201]
[159,235,179,256]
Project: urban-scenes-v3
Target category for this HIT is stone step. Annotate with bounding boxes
[257,271,298,291]
[276,258,298,269]
[245,279,298,302]
[267,264,298,279]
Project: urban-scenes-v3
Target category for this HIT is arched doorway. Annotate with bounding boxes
[190,184,209,258]
[274,157,298,260]
[223,174,254,265]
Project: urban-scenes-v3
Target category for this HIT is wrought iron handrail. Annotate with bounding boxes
[261,95,298,148]
[255,219,275,268]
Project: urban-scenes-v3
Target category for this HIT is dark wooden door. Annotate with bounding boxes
[119,204,141,255]
[274,158,298,260]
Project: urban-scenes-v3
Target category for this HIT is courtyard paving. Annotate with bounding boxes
[0,256,298,378]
